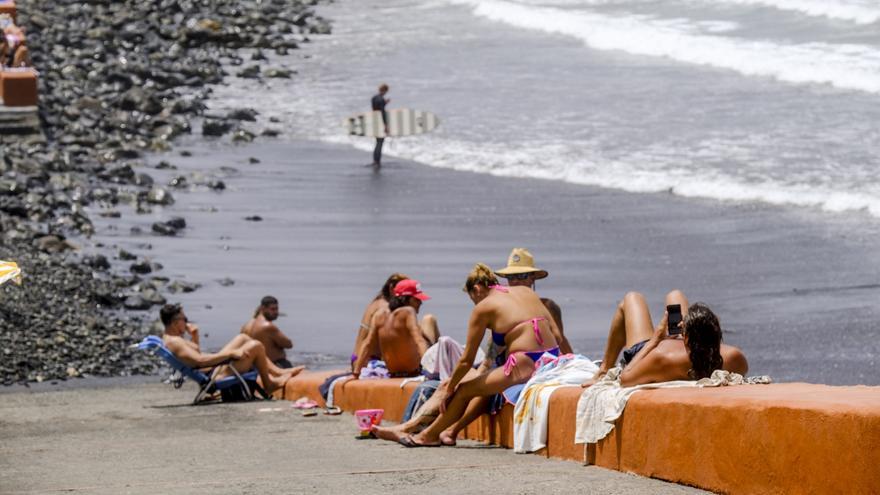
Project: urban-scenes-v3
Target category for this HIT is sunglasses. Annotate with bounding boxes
[505,273,534,281]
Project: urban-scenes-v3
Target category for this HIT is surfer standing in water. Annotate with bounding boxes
[371,83,390,168]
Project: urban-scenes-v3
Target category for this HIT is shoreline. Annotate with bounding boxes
[84,135,880,386]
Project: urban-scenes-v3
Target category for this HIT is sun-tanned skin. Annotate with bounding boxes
[353,299,439,377]
[162,308,299,394]
[375,283,560,447]
[505,273,573,355]
[351,297,388,372]
[581,290,748,388]
[241,301,296,367]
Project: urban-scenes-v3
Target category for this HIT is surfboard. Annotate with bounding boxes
[343,109,440,138]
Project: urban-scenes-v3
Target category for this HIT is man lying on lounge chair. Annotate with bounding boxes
[160,303,301,395]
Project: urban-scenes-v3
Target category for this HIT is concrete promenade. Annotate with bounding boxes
[0,381,705,494]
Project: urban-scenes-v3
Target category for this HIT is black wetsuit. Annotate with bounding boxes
[371,93,388,165]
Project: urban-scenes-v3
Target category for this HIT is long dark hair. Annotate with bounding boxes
[683,303,724,379]
[375,273,409,302]
[388,295,412,311]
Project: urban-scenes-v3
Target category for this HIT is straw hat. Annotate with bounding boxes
[494,248,548,279]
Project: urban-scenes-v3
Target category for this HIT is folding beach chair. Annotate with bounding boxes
[136,336,267,404]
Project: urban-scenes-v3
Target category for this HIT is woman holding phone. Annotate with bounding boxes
[581,290,748,388]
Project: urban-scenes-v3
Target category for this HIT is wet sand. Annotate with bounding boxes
[89,138,880,385]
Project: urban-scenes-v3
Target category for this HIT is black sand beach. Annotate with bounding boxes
[90,137,880,386]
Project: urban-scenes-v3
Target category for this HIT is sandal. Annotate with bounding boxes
[323,406,343,415]
[398,435,441,448]
[301,408,318,417]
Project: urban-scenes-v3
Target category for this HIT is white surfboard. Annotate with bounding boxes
[343,108,440,138]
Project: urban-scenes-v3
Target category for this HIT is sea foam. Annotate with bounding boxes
[704,0,880,25]
[448,0,880,94]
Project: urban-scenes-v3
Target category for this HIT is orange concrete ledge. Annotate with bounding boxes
[281,371,880,494]
[0,2,15,22]
[0,69,38,106]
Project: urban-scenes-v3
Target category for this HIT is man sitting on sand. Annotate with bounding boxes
[241,295,296,369]
[161,303,301,395]
[352,279,440,377]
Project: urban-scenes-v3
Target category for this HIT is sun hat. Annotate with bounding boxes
[393,279,430,300]
[494,248,548,279]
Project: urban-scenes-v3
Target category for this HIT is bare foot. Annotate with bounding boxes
[439,431,457,446]
[408,433,442,447]
[287,365,305,378]
[371,425,406,443]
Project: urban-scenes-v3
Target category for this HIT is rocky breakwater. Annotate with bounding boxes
[0,0,332,384]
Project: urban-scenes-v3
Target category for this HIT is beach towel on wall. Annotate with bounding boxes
[512,354,599,453]
[574,368,772,446]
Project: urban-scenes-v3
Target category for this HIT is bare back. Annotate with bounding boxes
[375,307,424,375]
[623,338,749,386]
[482,286,559,354]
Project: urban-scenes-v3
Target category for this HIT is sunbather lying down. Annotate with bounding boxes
[160,303,303,394]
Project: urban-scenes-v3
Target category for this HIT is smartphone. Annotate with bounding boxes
[666,304,683,335]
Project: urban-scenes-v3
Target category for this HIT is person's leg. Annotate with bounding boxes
[352,324,380,376]
[373,138,384,166]
[589,292,655,380]
[411,359,533,445]
[222,340,293,394]
[12,45,29,67]
[217,334,253,354]
[419,314,440,346]
[439,395,490,445]
[665,289,689,317]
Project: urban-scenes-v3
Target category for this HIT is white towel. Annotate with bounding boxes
[325,374,354,408]
[512,355,599,453]
[420,336,485,380]
[575,368,772,445]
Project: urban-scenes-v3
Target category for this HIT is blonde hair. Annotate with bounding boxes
[462,263,499,293]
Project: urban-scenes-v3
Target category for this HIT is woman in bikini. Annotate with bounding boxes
[393,263,563,447]
[350,273,408,372]
[581,290,748,388]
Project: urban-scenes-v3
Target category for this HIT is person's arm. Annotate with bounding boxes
[618,313,671,387]
[270,325,293,350]
[405,309,429,357]
[446,305,490,396]
[352,303,375,358]
[183,323,200,350]
[352,311,383,376]
[166,338,242,369]
[543,298,572,355]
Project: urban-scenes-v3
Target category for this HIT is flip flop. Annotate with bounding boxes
[301,408,318,417]
[398,435,441,448]
[292,397,319,409]
[323,406,343,415]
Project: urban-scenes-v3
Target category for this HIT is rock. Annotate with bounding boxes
[83,254,111,271]
[151,222,177,236]
[123,295,152,310]
[248,157,261,164]
[130,261,152,274]
[99,210,122,218]
[35,235,76,253]
[244,215,263,221]
[146,187,174,205]
[231,129,256,143]
[165,217,186,230]
[118,249,136,261]
[261,128,280,137]
[167,280,200,293]
[217,277,235,287]
[236,65,261,79]
[141,289,166,306]
[168,176,188,189]
[264,68,293,78]
[155,161,176,170]
[227,108,259,122]
[202,119,233,137]
[207,179,226,191]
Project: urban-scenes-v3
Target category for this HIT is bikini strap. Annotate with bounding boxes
[488,285,509,293]
[529,317,546,346]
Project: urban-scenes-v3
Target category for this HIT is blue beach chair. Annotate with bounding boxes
[136,336,267,404]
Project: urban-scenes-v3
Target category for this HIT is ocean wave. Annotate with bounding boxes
[705,0,880,25]
[448,0,880,94]
[324,133,880,219]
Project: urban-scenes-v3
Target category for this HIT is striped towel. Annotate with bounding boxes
[0,261,22,286]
